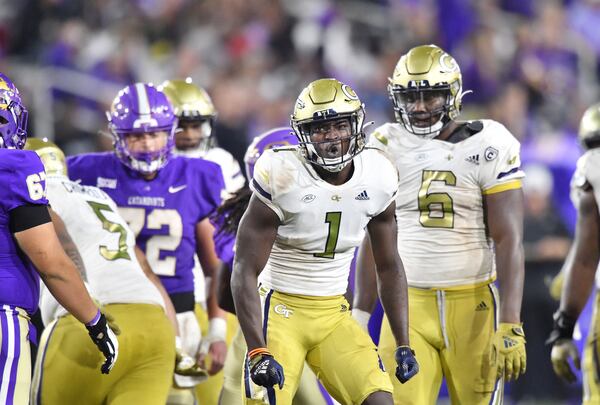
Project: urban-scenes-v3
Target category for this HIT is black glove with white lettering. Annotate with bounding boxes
[248,349,285,389]
[85,311,119,374]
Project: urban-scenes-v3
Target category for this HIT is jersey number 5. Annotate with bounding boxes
[87,201,132,261]
[314,211,342,259]
[418,170,456,228]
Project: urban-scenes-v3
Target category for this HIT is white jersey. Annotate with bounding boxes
[571,149,600,288]
[41,175,164,325]
[176,146,244,305]
[250,147,399,296]
[176,146,245,196]
[369,119,524,288]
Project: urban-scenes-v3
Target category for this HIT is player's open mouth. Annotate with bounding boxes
[410,113,442,128]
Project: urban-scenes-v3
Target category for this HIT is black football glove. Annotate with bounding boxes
[85,312,119,374]
[395,345,419,384]
[249,352,285,389]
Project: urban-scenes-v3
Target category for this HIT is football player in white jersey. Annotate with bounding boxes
[26,138,202,405]
[548,103,600,404]
[160,78,241,405]
[231,78,418,405]
[353,44,527,405]
[160,78,245,194]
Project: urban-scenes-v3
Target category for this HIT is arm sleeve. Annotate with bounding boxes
[9,204,51,233]
[479,126,525,195]
[249,152,285,221]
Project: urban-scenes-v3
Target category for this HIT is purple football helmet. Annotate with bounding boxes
[107,83,177,174]
[244,127,298,179]
[0,73,28,149]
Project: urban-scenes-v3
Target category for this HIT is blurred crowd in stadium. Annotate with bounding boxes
[2,0,600,402]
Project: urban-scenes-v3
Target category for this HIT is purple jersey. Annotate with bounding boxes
[211,218,235,269]
[0,149,49,313]
[67,152,224,295]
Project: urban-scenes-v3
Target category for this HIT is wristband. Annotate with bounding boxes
[86,309,101,327]
[208,317,227,341]
[248,347,270,359]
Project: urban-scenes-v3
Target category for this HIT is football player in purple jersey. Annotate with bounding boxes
[67,83,228,401]
[0,72,118,404]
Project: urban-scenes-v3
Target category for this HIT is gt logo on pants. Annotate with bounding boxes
[274,304,293,318]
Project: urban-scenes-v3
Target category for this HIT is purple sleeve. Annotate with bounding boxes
[211,215,235,268]
[4,150,49,211]
[66,154,96,184]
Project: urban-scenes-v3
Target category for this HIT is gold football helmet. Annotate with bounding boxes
[579,103,600,150]
[388,44,464,138]
[24,137,67,176]
[291,78,366,172]
[159,78,217,155]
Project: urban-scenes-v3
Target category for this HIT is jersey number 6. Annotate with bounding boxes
[418,170,456,229]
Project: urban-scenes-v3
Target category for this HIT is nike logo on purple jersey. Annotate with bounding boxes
[168,185,187,193]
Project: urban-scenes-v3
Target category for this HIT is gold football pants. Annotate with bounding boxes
[243,287,393,405]
[32,304,175,405]
[379,283,503,405]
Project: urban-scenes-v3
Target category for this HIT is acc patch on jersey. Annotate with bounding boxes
[484,147,498,161]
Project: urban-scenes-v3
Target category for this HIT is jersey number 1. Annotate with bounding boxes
[314,211,342,259]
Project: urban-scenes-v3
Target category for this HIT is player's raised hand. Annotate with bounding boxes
[395,345,419,383]
[248,348,285,389]
[85,310,119,374]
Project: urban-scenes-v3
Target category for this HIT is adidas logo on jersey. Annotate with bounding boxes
[465,154,480,165]
[475,301,488,311]
[355,190,370,200]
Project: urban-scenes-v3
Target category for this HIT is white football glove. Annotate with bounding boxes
[174,311,206,387]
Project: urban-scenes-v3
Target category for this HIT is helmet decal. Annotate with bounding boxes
[0,72,28,149]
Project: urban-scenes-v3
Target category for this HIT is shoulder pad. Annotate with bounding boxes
[446,121,484,144]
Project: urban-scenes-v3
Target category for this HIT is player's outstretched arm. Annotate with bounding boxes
[547,187,599,382]
[352,234,378,330]
[231,195,284,389]
[367,201,418,384]
[14,216,118,373]
[484,188,526,381]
